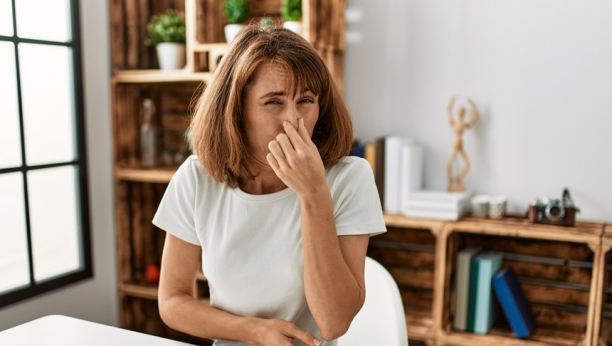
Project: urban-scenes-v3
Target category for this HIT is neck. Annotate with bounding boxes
[239,158,287,195]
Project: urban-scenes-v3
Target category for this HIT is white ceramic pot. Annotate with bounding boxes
[156,43,186,70]
[224,24,244,43]
[283,21,302,35]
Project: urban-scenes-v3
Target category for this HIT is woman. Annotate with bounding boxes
[153,24,386,346]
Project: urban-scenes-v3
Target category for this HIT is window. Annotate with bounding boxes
[0,0,92,308]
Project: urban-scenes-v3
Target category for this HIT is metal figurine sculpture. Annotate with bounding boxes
[447,96,479,192]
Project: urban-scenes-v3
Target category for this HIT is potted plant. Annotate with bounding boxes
[223,0,251,43]
[146,9,186,70]
[281,0,302,34]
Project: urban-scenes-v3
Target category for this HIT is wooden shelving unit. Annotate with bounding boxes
[379,213,608,346]
[110,0,347,345]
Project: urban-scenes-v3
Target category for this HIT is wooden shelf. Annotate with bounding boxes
[111,70,212,83]
[440,323,586,346]
[192,43,228,52]
[383,213,446,236]
[115,167,177,183]
[120,270,207,301]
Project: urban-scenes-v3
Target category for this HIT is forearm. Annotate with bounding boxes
[301,189,363,340]
[159,292,261,344]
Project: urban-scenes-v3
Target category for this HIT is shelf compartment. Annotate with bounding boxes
[369,219,440,342]
[112,81,200,169]
[436,218,605,346]
[116,181,168,285]
[110,0,186,71]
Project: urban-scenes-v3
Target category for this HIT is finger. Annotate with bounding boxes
[268,140,289,171]
[276,133,297,159]
[297,118,318,151]
[283,120,309,153]
[266,152,280,172]
[289,324,321,346]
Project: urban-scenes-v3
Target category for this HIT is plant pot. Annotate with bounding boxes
[224,24,244,43]
[155,43,186,70]
[283,21,302,35]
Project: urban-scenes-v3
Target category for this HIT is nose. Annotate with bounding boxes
[282,104,299,130]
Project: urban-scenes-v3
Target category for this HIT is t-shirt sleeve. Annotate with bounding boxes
[152,159,201,246]
[332,158,387,237]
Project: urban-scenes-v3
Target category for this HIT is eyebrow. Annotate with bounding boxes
[259,91,285,99]
[259,89,312,100]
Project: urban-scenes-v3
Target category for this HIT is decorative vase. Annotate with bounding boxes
[283,21,302,35]
[155,43,186,70]
[224,24,244,43]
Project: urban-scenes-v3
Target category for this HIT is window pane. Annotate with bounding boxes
[0,42,22,169]
[0,0,13,36]
[0,173,30,294]
[28,165,81,282]
[15,0,71,42]
[20,43,76,166]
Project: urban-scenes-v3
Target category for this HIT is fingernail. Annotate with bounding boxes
[283,121,287,127]
[314,339,321,345]
[300,118,304,124]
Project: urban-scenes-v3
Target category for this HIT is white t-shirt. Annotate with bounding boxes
[152,155,387,346]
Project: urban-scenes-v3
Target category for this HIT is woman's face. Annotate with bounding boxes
[243,61,319,167]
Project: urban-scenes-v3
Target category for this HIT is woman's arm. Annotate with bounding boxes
[159,234,324,346]
[300,189,370,341]
[266,118,371,341]
[158,233,261,343]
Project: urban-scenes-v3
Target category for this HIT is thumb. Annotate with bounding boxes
[291,326,321,346]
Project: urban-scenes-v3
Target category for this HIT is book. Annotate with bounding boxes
[473,251,503,334]
[466,252,486,332]
[399,143,423,212]
[364,144,376,177]
[384,136,414,213]
[454,247,482,331]
[492,267,536,338]
[374,137,386,210]
[401,209,465,221]
[402,191,472,220]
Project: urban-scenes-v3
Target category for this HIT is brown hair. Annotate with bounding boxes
[189,24,353,188]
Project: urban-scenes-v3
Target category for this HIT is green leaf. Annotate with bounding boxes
[223,0,251,24]
[146,9,186,46]
[281,0,302,22]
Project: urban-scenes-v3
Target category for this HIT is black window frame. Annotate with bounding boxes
[0,0,92,309]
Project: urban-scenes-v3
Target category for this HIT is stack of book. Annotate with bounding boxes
[454,248,535,338]
[402,190,472,220]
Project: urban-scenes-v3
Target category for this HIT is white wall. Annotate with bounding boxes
[345,0,612,221]
[0,0,117,331]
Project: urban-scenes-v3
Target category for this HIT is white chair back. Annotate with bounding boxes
[337,256,409,346]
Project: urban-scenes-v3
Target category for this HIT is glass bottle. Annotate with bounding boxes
[140,98,158,168]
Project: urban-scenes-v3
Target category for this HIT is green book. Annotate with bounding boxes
[474,251,503,334]
[454,247,482,331]
[466,251,487,332]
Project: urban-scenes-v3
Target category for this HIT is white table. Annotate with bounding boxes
[0,314,195,345]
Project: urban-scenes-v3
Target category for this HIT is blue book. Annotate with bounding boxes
[492,267,536,338]
[466,252,487,332]
[473,251,503,334]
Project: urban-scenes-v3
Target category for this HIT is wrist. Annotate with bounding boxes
[241,317,265,345]
[299,183,331,202]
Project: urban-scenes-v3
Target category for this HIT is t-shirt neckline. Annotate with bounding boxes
[231,185,297,202]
